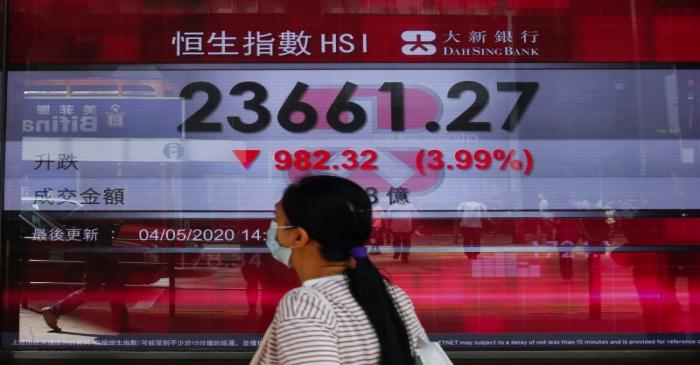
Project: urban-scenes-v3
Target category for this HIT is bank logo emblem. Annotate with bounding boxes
[163,142,184,160]
[401,31,437,56]
[106,104,124,127]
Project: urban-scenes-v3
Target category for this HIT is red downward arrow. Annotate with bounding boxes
[233,149,261,169]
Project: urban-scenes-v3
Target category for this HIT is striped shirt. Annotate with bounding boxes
[252,274,427,365]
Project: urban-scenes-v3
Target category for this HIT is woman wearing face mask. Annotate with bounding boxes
[251,175,428,365]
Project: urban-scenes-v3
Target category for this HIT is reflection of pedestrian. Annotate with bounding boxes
[537,193,557,242]
[241,239,264,321]
[580,217,610,320]
[456,201,487,260]
[671,250,700,325]
[558,239,575,280]
[369,204,387,255]
[387,203,418,264]
[40,224,139,332]
[613,218,684,332]
[556,218,583,281]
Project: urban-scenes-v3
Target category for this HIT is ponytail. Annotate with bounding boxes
[346,256,413,365]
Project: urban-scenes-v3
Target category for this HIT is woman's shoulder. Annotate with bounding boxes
[274,286,337,328]
[385,281,415,309]
[384,281,428,346]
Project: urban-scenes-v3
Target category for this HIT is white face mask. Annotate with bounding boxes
[266,220,293,268]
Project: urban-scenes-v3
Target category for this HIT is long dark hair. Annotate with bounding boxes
[281,175,413,365]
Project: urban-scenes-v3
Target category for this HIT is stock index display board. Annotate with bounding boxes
[2,0,700,354]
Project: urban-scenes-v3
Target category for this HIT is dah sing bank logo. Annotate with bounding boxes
[401,31,437,56]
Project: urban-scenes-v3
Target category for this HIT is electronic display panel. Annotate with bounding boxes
[1,0,699,356]
[2,65,698,351]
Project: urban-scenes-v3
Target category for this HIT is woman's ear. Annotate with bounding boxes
[288,227,310,249]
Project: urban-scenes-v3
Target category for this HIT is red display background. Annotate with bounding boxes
[14,217,700,335]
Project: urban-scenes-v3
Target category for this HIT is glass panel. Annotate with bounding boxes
[2,0,699,355]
